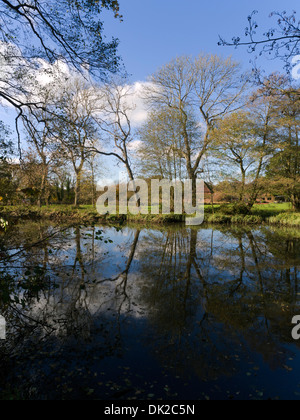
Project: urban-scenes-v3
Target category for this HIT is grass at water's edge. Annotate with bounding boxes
[0,204,300,227]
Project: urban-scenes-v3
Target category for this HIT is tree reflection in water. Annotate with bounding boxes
[1,222,300,400]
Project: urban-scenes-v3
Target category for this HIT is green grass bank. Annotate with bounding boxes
[0,203,299,227]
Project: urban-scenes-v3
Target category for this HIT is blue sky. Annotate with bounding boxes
[2,0,298,126]
[103,0,299,82]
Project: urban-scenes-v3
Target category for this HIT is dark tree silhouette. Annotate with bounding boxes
[0,0,122,143]
[219,10,300,70]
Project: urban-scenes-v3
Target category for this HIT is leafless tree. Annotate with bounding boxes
[53,78,99,206]
[144,55,249,195]
[93,79,136,180]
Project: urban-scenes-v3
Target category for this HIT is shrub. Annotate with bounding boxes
[0,218,8,231]
[207,214,231,224]
[231,215,263,225]
[219,203,249,215]
[243,215,263,225]
[231,215,245,224]
[268,213,300,227]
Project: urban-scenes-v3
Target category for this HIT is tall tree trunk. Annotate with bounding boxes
[210,190,215,214]
[91,166,95,208]
[126,160,134,181]
[74,170,82,207]
[247,112,271,210]
[239,165,246,204]
[291,194,300,212]
[37,166,48,208]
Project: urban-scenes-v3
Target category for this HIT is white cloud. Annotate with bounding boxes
[128,139,143,151]
[93,80,152,129]
[33,59,71,88]
[0,41,72,108]
[128,81,151,127]
[0,42,151,129]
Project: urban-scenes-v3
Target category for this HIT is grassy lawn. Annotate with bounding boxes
[204,203,292,212]
[253,203,292,212]
[203,202,300,226]
[1,202,300,227]
[0,204,101,224]
[40,204,96,211]
[252,203,293,218]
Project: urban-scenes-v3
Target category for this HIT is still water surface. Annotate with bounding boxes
[1,222,300,400]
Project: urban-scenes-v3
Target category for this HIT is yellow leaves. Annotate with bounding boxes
[0,218,8,230]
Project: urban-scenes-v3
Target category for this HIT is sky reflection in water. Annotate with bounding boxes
[1,223,300,400]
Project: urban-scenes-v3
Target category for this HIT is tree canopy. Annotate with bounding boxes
[0,0,122,138]
[219,10,300,71]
